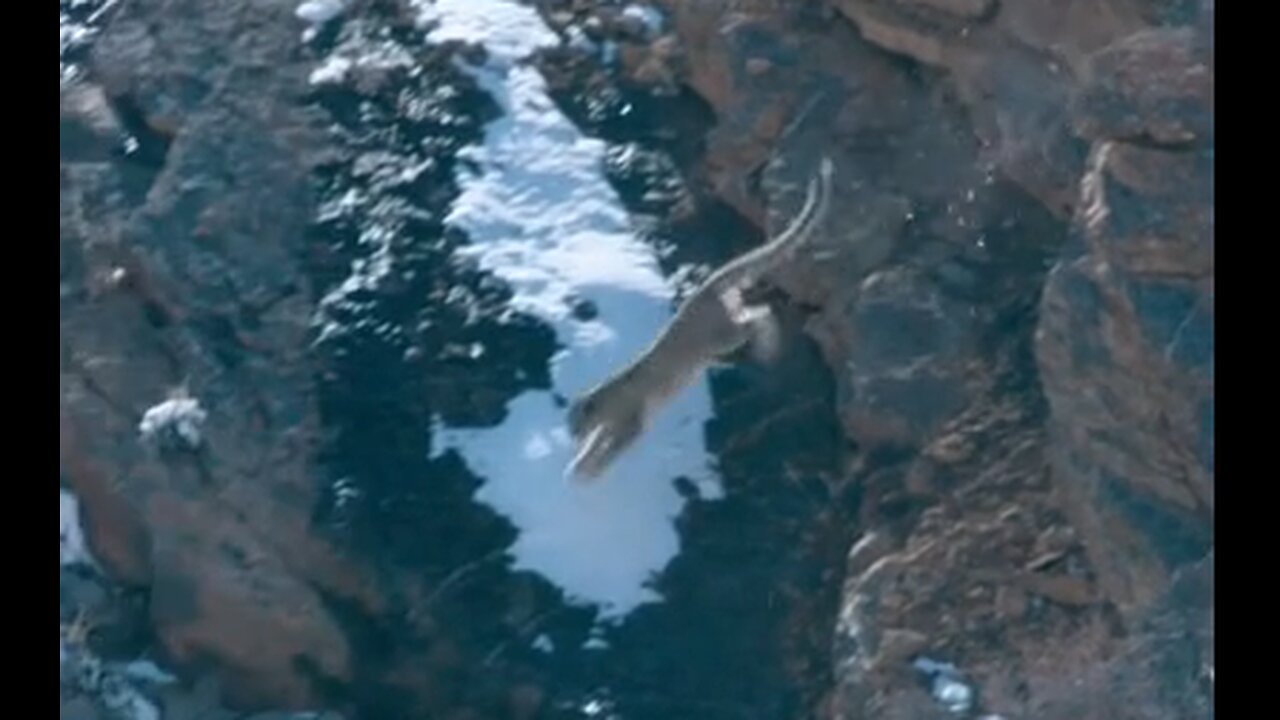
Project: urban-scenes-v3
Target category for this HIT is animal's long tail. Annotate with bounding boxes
[732,157,835,287]
[771,156,834,255]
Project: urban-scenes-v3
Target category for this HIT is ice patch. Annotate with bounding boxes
[296,0,347,25]
[309,56,353,85]
[60,490,96,569]
[307,37,417,86]
[120,660,179,686]
[416,0,560,64]
[913,657,976,714]
[138,394,207,449]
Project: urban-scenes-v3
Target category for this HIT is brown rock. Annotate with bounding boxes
[833,1,955,68]
[995,586,1028,619]
[618,34,683,93]
[832,0,1152,217]
[148,496,352,708]
[1020,573,1096,607]
[840,266,984,451]
[903,0,998,19]
[1073,27,1213,145]
[1037,113,1212,621]
[902,458,937,498]
[60,408,153,586]
[62,0,384,711]
[871,628,929,670]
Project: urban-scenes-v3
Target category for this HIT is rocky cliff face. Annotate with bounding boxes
[61,0,560,715]
[61,0,1211,718]
[624,0,1213,717]
[62,0,380,710]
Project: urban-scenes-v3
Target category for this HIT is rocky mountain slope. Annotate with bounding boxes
[60,1,1212,718]
[621,0,1213,716]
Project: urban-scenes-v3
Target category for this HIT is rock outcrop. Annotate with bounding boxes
[1038,22,1213,621]
[61,0,563,715]
[631,0,1213,717]
[61,0,381,709]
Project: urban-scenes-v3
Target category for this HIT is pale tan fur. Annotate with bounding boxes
[565,157,836,480]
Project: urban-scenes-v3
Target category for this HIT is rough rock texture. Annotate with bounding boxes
[830,0,1164,217]
[61,0,1212,718]
[1038,22,1213,621]
[60,0,564,715]
[640,0,1213,717]
[61,0,378,709]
